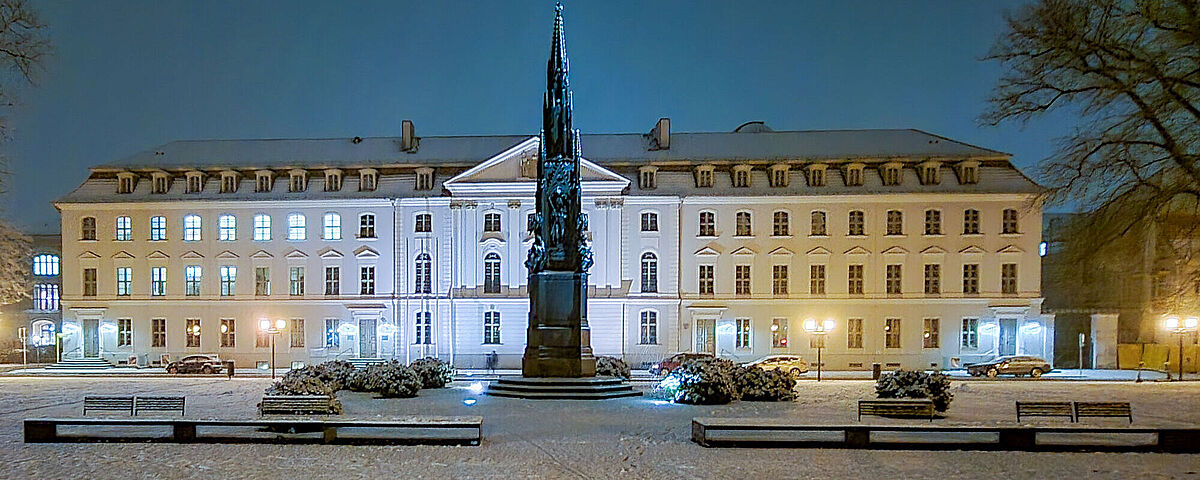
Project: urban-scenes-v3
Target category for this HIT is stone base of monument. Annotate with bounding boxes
[485,377,641,400]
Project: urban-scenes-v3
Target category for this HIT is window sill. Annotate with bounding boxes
[640,231,660,236]
[323,238,344,242]
[923,234,945,238]
[356,236,378,241]
[884,234,907,238]
[732,235,754,239]
[771,235,793,239]
[149,239,167,242]
[846,234,867,239]
[1000,233,1022,237]
[114,239,132,242]
[696,235,718,239]
[808,234,828,239]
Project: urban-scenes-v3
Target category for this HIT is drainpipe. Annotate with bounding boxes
[390,198,399,361]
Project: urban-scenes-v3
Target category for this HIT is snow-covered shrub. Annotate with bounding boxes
[874,369,954,412]
[735,365,797,401]
[409,357,455,388]
[662,357,739,405]
[311,360,356,391]
[376,362,423,398]
[262,377,343,414]
[595,356,631,379]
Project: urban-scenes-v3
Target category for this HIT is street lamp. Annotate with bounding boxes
[1164,316,1199,381]
[803,318,835,382]
[259,319,286,379]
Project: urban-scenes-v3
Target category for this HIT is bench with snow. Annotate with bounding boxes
[858,399,935,421]
[1015,401,1074,422]
[82,396,134,415]
[259,395,337,416]
[135,396,185,416]
[1075,402,1132,423]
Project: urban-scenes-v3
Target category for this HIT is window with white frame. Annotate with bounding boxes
[256,171,273,192]
[806,164,826,187]
[290,266,305,296]
[641,212,658,232]
[152,318,166,348]
[115,216,132,241]
[698,211,715,236]
[880,163,902,185]
[735,265,751,295]
[33,284,58,311]
[847,318,863,348]
[414,311,432,344]
[963,209,981,234]
[325,319,340,348]
[81,217,97,240]
[220,319,235,348]
[733,167,751,188]
[415,169,434,191]
[639,310,658,344]
[186,318,201,348]
[359,214,376,238]
[218,214,236,241]
[152,174,169,194]
[848,264,864,295]
[885,318,901,348]
[924,264,941,294]
[287,213,306,240]
[1002,208,1019,234]
[255,266,270,296]
[735,211,752,236]
[771,318,788,348]
[483,212,501,233]
[186,173,203,193]
[809,264,826,295]
[325,266,340,295]
[185,266,201,296]
[183,214,202,241]
[359,169,378,191]
[961,318,979,349]
[33,254,59,276]
[323,212,341,240]
[924,209,942,235]
[220,266,236,296]
[415,253,432,293]
[639,166,657,190]
[772,211,789,236]
[289,170,306,192]
[640,252,658,293]
[810,211,827,236]
[844,164,864,186]
[886,210,903,235]
[151,267,167,296]
[118,318,132,347]
[483,311,500,344]
[698,265,714,296]
[923,318,939,348]
[772,265,788,295]
[254,214,271,241]
[886,264,902,295]
[150,216,167,241]
[83,268,97,296]
[324,169,343,192]
[962,264,979,294]
[848,210,865,236]
[735,318,751,349]
[769,165,789,187]
[116,267,132,296]
[1002,263,1018,294]
[484,253,501,293]
[220,173,237,193]
[415,213,432,233]
[360,266,375,295]
[694,165,715,188]
[291,319,305,348]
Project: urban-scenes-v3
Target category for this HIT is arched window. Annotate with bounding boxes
[183,214,202,241]
[415,253,431,293]
[639,310,658,344]
[31,319,55,346]
[218,214,237,241]
[33,254,59,276]
[323,212,341,240]
[483,212,502,232]
[484,253,501,293]
[810,211,827,236]
[698,211,715,236]
[288,213,306,240]
[483,311,500,344]
[414,311,432,344]
[641,252,658,293]
[735,211,752,236]
[81,217,96,240]
[886,210,904,235]
[848,210,865,236]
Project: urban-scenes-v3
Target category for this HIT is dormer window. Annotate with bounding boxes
[151,171,170,194]
[220,171,238,193]
[805,164,827,187]
[255,170,274,193]
[694,165,715,188]
[879,162,903,186]
[917,161,941,185]
[955,160,980,184]
[731,165,752,188]
[843,163,865,186]
[116,172,137,194]
[415,167,434,191]
[288,169,307,192]
[185,171,204,193]
[324,169,343,192]
[359,168,378,192]
[768,164,789,188]
[638,166,658,190]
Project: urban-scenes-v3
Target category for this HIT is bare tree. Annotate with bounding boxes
[0,0,47,194]
[0,218,30,305]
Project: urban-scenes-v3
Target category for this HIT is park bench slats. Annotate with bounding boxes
[1014,401,1133,423]
[83,396,186,416]
[1075,402,1132,423]
[1015,401,1073,422]
[858,399,934,421]
[259,395,336,416]
[135,396,186,416]
[83,396,134,415]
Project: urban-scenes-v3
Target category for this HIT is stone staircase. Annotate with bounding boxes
[44,358,115,370]
[486,376,642,400]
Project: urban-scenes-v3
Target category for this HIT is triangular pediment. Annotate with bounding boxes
[843,246,870,256]
[318,248,344,259]
[181,250,204,259]
[920,246,948,255]
[250,250,274,259]
[768,247,794,256]
[997,244,1025,254]
[216,250,239,259]
[79,251,101,259]
[694,246,720,257]
[354,246,380,259]
[112,251,134,259]
[805,246,832,256]
[881,246,909,256]
[730,246,757,256]
[958,245,986,255]
[147,250,169,259]
[443,136,631,195]
[284,249,308,259]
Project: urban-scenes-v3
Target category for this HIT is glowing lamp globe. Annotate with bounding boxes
[259,319,271,331]
[1165,316,1180,330]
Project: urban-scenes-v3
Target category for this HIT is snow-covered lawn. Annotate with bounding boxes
[2,377,1198,479]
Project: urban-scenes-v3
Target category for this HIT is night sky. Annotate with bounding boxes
[1,0,1074,233]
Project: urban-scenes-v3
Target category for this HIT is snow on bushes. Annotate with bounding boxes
[656,357,798,404]
[595,356,631,379]
[736,365,798,401]
[263,374,344,414]
[409,357,455,388]
[874,369,954,412]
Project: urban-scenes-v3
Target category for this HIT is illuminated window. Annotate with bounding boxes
[923,318,939,348]
[885,318,901,348]
[287,213,306,240]
[218,214,236,241]
[183,214,202,242]
[771,318,788,348]
[115,216,132,241]
[151,267,167,296]
[116,267,132,296]
[323,212,341,240]
[961,318,979,349]
[186,318,201,348]
[150,216,167,241]
[290,267,305,296]
[33,254,59,276]
[185,266,201,296]
[325,319,340,348]
[33,284,58,311]
[735,318,751,349]
[254,214,271,241]
[220,266,236,296]
[117,319,132,347]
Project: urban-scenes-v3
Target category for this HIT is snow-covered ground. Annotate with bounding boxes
[3,377,1199,479]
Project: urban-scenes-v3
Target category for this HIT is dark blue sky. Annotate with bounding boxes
[2,0,1073,233]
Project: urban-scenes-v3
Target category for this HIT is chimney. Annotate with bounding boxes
[650,117,670,150]
[401,119,417,152]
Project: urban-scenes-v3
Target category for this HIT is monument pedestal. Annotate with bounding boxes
[486,376,641,399]
[522,270,596,377]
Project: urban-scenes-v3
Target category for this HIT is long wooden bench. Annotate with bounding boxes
[135,396,185,416]
[1076,402,1133,423]
[83,396,134,415]
[1016,401,1074,422]
[858,399,935,422]
[259,395,337,416]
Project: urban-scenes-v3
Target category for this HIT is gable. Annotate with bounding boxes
[881,246,909,256]
[284,249,308,259]
[318,248,344,259]
[78,251,101,259]
[355,246,380,259]
[181,250,204,259]
[768,247,794,257]
[443,136,631,195]
[805,246,831,256]
[694,246,720,257]
[250,250,274,259]
[112,251,134,259]
[216,250,239,259]
[843,246,870,256]
[959,245,986,255]
[147,250,170,259]
[997,244,1025,254]
[730,246,757,256]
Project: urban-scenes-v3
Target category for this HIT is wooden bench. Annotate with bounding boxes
[83,396,134,415]
[135,396,185,416]
[1016,401,1074,422]
[1075,402,1132,423]
[858,399,935,421]
[259,395,336,416]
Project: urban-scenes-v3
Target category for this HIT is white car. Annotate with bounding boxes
[743,355,810,377]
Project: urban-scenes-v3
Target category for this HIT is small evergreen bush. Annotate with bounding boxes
[661,357,739,404]
[309,360,356,391]
[874,369,954,412]
[263,376,344,414]
[376,361,423,398]
[595,356,632,379]
[409,357,455,388]
[735,365,797,401]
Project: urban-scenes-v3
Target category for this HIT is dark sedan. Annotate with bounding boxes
[966,355,1052,378]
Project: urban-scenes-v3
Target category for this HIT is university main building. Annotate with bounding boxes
[53,118,1051,371]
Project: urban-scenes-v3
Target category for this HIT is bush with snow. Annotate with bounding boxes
[409,357,455,388]
[735,365,797,401]
[595,356,631,379]
[874,369,954,412]
[660,357,740,405]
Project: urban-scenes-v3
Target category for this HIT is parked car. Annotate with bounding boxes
[965,355,1052,378]
[165,354,224,374]
[649,352,714,376]
[743,355,810,377]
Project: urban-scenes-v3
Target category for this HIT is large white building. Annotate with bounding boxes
[54,119,1052,370]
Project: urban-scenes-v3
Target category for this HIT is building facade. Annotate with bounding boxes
[54,120,1051,370]
[1,233,62,363]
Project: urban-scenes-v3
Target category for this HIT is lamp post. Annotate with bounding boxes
[259,319,286,379]
[803,319,835,382]
[1164,316,1199,381]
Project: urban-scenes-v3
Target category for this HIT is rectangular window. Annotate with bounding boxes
[735,265,751,296]
[82,217,97,240]
[325,319,340,348]
[961,318,979,349]
[290,266,305,296]
[962,264,979,294]
[1002,263,1018,294]
[415,213,432,233]
[255,266,270,296]
[256,324,270,348]
[152,318,166,348]
[735,318,751,349]
[848,264,864,295]
[772,265,788,295]
[186,318,201,348]
[218,214,236,241]
[34,284,59,310]
[150,216,167,241]
[923,318,939,348]
[735,212,752,236]
[290,319,305,348]
[83,268,97,296]
[359,214,376,238]
[184,215,202,241]
[924,264,941,295]
[220,266,236,296]
[847,318,863,349]
[886,210,903,235]
[772,211,789,236]
[963,209,981,234]
[325,266,340,295]
[116,267,132,296]
[185,266,201,296]
[323,213,341,240]
[641,212,658,232]
[1002,208,1019,234]
[848,211,865,236]
[151,266,167,296]
[809,264,826,295]
[220,319,235,348]
[698,265,714,295]
[115,216,132,241]
[254,214,271,241]
[639,311,658,345]
[886,264,902,295]
[885,318,901,348]
[924,209,942,235]
[117,319,132,347]
[288,214,306,240]
[771,318,788,348]
[698,212,715,236]
[360,266,376,295]
[483,311,501,345]
[810,211,827,236]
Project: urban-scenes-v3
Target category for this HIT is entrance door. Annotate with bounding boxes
[695,318,716,354]
[82,319,99,358]
[359,319,377,358]
[998,318,1017,356]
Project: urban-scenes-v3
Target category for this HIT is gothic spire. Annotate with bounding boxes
[543,2,575,161]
